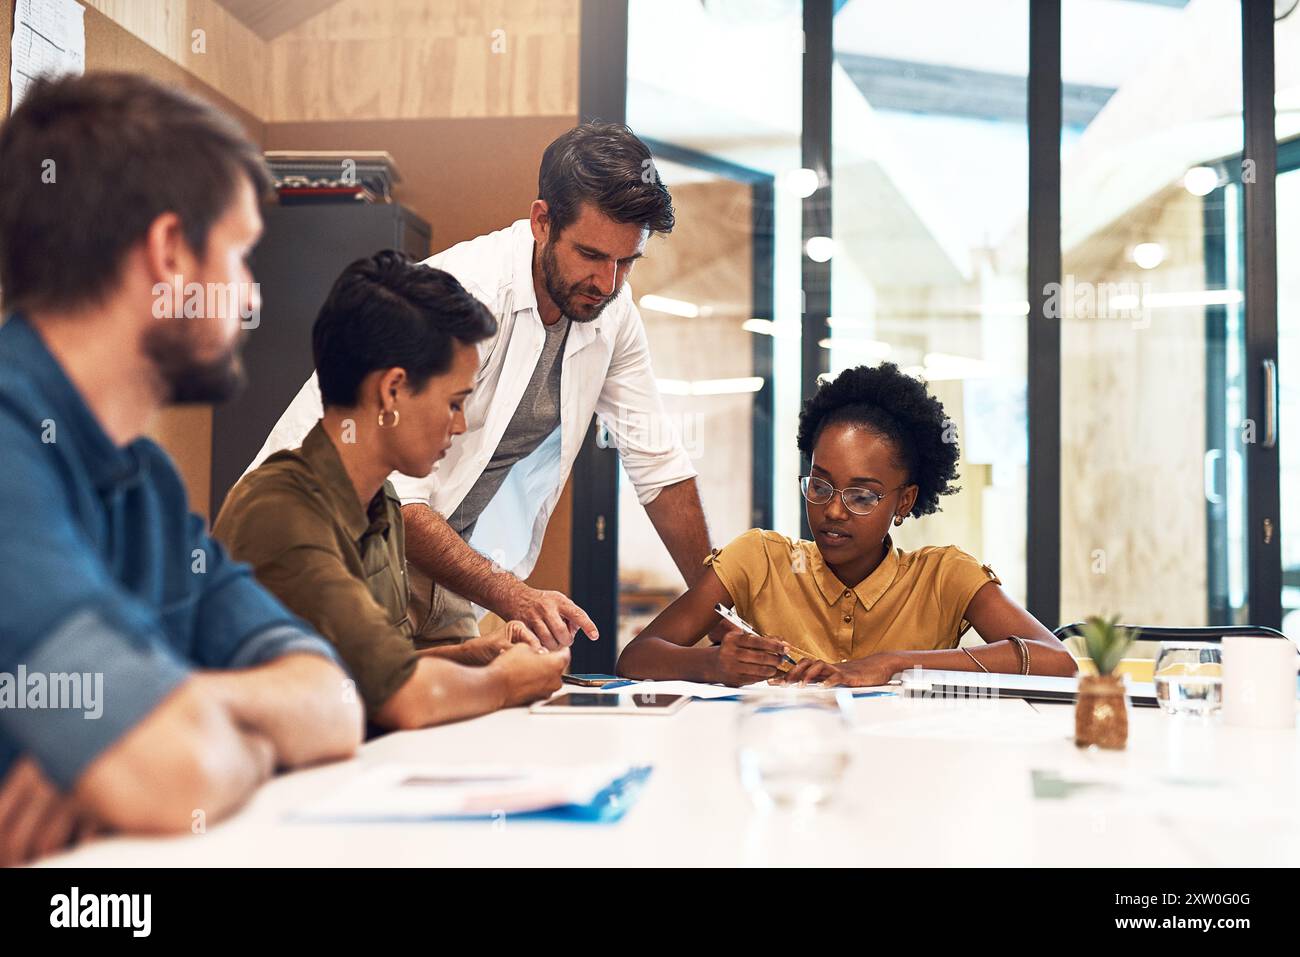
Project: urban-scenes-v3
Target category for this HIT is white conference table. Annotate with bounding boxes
[42,689,1300,867]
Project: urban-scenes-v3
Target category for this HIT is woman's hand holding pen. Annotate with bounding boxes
[712,626,788,686]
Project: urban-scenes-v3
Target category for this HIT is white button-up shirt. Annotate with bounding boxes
[246,219,696,580]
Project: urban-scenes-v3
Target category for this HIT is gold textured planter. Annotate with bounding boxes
[1075,674,1128,750]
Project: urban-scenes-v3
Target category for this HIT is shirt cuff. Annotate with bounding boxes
[626,446,698,506]
[226,624,343,671]
[1,607,191,791]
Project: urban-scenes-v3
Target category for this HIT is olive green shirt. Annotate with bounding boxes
[213,421,417,715]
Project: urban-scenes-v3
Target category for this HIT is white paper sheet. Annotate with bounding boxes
[577,680,896,700]
[10,0,85,114]
[295,763,633,821]
[577,680,773,699]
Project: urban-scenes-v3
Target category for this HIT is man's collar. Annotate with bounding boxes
[510,219,540,316]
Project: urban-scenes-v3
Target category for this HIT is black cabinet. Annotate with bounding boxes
[210,203,430,521]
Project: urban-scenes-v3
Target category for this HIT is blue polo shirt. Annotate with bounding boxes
[0,314,338,789]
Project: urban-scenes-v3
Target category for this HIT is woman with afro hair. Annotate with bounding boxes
[617,362,1076,687]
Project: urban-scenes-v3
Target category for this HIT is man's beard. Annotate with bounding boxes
[142,321,246,404]
[540,242,618,323]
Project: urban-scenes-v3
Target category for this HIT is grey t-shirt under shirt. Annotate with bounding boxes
[448,315,571,539]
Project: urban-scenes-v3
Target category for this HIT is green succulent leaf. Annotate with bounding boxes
[1080,614,1137,676]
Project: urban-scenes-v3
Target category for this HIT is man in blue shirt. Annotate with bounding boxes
[0,73,363,865]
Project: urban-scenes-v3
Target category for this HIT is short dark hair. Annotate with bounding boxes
[0,72,271,313]
[797,363,961,517]
[538,122,675,236]
[313,250,497,408]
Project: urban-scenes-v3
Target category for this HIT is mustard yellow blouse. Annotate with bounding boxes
[704,529,1000,663]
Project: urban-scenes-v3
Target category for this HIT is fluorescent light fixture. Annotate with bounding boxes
[639,294,700,318]
[657,377,764,396]
[920,352,992,381]
[782,167,821,198]
[742,318,800,338]
[818,337,892,360]
[975,300,1031,316]
[1184,166,1219,197]
[1132,242,1165,270]
[805,236,834,263]
[1145,289,1243,308]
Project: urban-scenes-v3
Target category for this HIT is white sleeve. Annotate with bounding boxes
[243,373,324,478]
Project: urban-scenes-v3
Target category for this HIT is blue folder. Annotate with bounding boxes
[294,765,653,826]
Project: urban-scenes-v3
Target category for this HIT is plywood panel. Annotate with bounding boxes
[81,5,264,136]
[267,0,578,121]
[2,0,12,113]
[81,0,267,117]
[149,405,214,519]
[216,0,344,40]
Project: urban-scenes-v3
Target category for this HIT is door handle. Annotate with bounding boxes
[1263,358,1278,449]
[1203,449,1224,505]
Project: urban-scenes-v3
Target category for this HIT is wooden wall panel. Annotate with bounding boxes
[2,0,12,112]
[81,0,267,117]
[217,0,344,40]
[267,0,578,121]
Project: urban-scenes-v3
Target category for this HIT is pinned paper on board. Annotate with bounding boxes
[10,0,86,114]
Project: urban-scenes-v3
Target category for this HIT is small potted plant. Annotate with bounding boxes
[1075,614,1137,750]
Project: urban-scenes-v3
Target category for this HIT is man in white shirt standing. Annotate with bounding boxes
[251,123,711,649]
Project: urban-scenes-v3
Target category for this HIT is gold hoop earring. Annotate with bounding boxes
[378,409,400,429]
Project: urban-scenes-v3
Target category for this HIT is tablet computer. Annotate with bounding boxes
[529,692,690,715]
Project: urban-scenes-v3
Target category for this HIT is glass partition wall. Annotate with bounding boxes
[575,0,1290,667]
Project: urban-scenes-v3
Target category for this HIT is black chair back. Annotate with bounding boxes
[1054,623,1290,644]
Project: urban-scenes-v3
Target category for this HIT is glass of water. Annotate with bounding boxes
[736,687,851,810]
[1153,642,1223,716]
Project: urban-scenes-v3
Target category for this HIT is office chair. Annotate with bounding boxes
[1053,623,1289,644]
[1054,623,1294,680]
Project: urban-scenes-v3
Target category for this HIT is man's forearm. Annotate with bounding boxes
[376,657,506,730]
[73,681,277,834]
[199,654,363,768]
[401,503,523,615]
[642,478,713,586]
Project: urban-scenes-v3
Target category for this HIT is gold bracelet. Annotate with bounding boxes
[1009,636,1030,675]
[961,646,990,673]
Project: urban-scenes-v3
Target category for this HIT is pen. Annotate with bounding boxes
[714,603,798,667]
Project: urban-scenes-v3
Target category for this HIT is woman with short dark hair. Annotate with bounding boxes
[215,251,568,729]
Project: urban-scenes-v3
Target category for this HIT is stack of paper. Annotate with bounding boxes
[295,763,650,823]
[581,679,896,700]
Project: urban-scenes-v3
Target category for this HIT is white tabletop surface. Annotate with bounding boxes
[40,691,1300,867]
